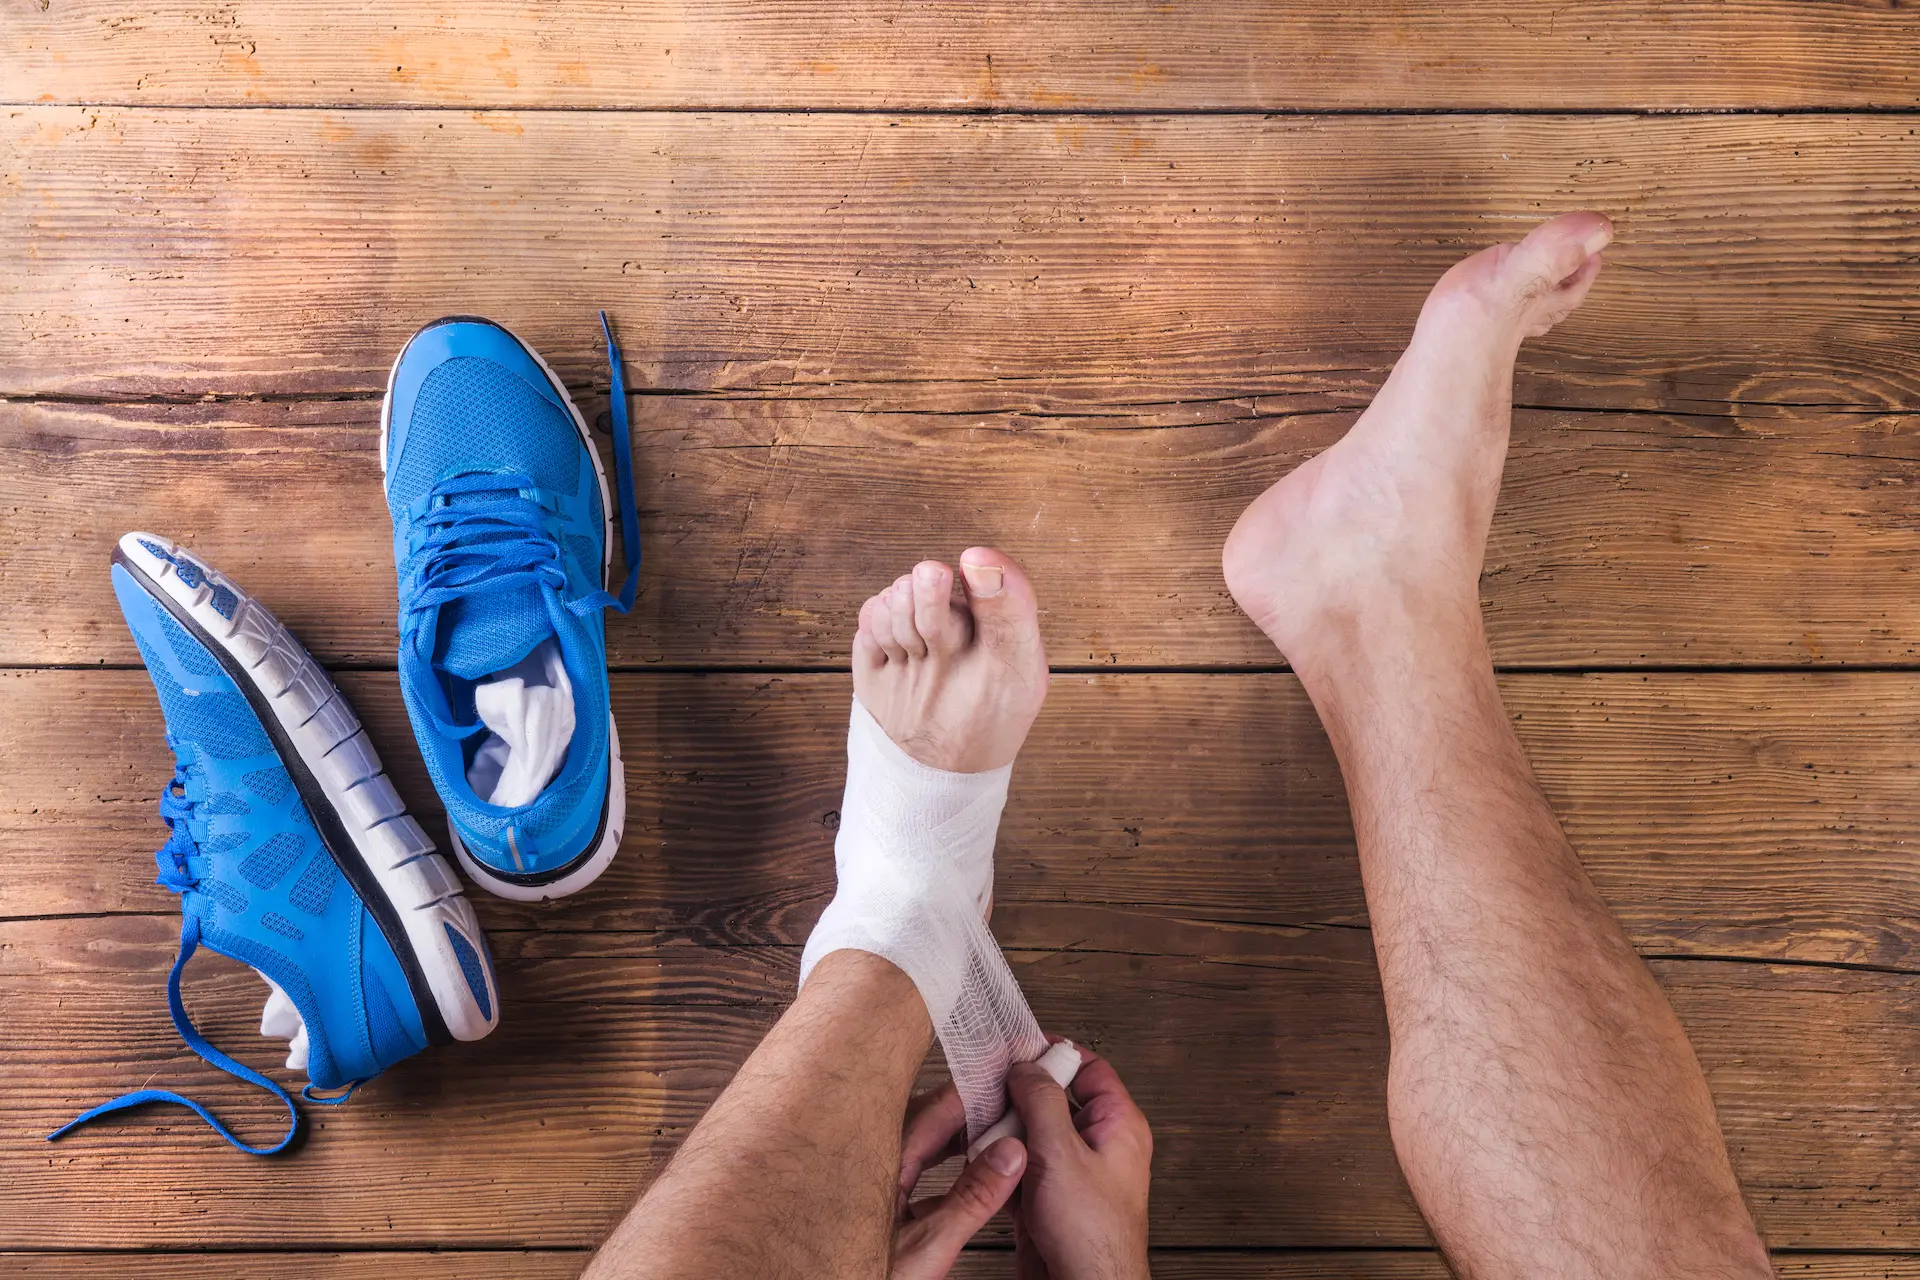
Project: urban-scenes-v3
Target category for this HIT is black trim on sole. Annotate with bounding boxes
[462,779,614,891]
[114,547,453,1048]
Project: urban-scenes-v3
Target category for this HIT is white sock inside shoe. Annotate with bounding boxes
[259,973,309,1073]
[466,638,575,807]
[799,698,1074,1142]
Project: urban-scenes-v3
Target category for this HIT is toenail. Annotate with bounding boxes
[961,562,1004,598]
[915,562,941,584]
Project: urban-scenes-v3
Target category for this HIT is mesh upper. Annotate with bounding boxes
[243,767,292,806]
[159,610,223,679]
[392,356,582,500]
[132,621,270,761]
[239,831,307,891]
[289,853,336,918]
[362,961,418,1065]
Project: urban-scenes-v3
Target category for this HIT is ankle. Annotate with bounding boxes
[797,949,933,1056]
[1288,594,1492,708]
[1273,580,1486,682]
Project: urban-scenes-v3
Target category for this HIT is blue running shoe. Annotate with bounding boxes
[52,534,501,1155]
[382,314,639,902]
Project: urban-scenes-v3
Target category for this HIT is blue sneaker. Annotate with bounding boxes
[52,534,500,1155]
[382,314,639,902]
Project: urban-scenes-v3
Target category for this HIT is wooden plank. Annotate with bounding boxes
[0,1254,588,1280]
[5,914,1920,1249]
[5,109,1917,410]
[5,2,1916,111]
[5,399,1916,668]
[6,670,1918,972]
[1,1254,1913,1280]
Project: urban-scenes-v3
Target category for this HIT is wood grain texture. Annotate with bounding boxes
[4,914,1919,1249]
[3,1253,1917,1280]
[6,396,1917,668]
[0,1255,590,1280]
[7,670,1919,971]
[5,109,1917,410]
[5,1,1917,110]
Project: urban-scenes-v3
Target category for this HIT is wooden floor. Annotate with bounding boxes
[5,4,1920,1275]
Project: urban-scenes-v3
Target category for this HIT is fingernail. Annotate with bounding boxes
[961,562,1004,598]
[985,1139,1024,1176]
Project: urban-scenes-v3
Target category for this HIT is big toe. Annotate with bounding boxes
[957,547,1044,662]
[1507,211,1611,307]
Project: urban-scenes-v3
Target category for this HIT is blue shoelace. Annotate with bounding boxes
[47,766,320,1155]
[399,311,642,740]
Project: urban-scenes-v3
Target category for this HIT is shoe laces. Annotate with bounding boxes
[399,472,574,618]
[397,312,643,742]
[154,762,201,895]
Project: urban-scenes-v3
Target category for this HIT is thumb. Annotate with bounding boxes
[891,1138,1026,1280]
[1006,1060,1077,1152]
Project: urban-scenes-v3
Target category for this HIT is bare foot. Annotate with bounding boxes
[852,548,1050,772]
[1222,211,1614,677]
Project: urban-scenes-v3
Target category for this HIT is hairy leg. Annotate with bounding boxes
[584,950,931,1280]
[589,548,1050,1280]
[1225,212,1772,1279]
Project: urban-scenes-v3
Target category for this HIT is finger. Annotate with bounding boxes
[1006,1060,1079,1152]
[1064,1052,1150,1152]
[1065,1053,1131,1109]
[890,1139,1026,1280]
[899,1083,968,1194]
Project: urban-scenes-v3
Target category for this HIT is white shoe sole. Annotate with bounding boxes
[116,532,501,1043]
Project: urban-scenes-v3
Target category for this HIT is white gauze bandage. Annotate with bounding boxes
[800,698,1078,1145]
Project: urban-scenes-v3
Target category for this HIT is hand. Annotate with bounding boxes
[1008,1045,1152,1280]
[890,1082,1027,1280]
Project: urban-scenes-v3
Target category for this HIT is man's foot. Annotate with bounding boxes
[851,548,1049,773]
[1222,211,1613,676]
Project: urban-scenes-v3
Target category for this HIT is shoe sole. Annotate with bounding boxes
[115,533,501,1042]
[378,315,626,903]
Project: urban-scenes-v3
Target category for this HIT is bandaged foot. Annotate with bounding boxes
[800,549,1070,1144]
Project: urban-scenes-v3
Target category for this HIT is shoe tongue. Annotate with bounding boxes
[437,587,554,683]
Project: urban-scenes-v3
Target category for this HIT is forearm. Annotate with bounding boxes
[586,950,932,1280]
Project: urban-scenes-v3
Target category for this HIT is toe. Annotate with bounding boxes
[911,560,969,655]
[1508,210,1613,299]
[957,547,1045,664]
[864,592,908,662]
[853,610,886,672]
[888,575,928,658]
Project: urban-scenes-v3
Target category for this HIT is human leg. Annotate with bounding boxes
[1224,212,1772,1279]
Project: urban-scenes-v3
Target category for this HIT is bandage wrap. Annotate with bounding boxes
[800,699,1050,1139]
